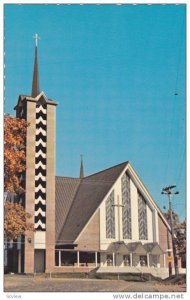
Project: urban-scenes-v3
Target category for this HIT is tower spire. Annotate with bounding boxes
[80,155,84,179]
[31,33,40,97]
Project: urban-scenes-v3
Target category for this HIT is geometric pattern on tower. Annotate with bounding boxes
[35,104,47,231]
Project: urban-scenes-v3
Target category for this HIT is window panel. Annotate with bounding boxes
[55,250,59,266]
[122,173,132,239]
[106,191,115,238]
[107,254,113,266]
[138,191,148,240]
[123,255,131,266]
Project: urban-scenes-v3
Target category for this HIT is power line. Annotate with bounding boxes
[176,148,186,186]
[164,15,185,184]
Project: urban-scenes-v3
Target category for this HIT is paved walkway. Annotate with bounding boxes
[4,275,186,293]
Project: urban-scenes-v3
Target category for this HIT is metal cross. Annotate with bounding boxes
[112,195,124,241]
[33,33,40,47]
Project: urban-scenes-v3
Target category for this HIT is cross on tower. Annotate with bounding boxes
[33,33,40,47]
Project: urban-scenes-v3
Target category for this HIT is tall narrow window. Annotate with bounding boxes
[122,173,132,239]
[106,191,115,238]
[138,191,148,240]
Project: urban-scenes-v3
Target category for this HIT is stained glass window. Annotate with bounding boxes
[138,191,148,240]
[121,173,132,239]
[106,190,115,238]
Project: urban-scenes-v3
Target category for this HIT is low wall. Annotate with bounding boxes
[52,266,95,273]
[97,267,186,280]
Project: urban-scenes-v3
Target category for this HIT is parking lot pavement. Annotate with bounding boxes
[4,275,186,293]
[4,276,134,292]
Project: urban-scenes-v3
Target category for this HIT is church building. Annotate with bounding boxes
[5,36,181,279]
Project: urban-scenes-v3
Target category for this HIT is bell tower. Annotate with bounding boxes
[14,34,57,273]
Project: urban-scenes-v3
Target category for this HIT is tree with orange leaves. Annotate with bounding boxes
[4,202,34,240]
[4,115,33,239]
[4,115,27,194]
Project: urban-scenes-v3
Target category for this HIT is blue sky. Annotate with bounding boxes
[4,4,186,220]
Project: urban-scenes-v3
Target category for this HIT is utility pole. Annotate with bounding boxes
[161,185,179,276]
[166,228,172,277]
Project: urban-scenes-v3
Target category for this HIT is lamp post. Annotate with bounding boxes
[161,185,179,276]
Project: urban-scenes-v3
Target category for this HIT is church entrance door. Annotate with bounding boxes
[34,250,45,273]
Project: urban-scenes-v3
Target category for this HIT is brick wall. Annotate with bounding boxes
[24,101,36,273]
[158,214,173,267]
[75,210,100,251]
[46,104,56,272]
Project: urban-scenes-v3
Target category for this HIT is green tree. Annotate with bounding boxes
[163,210,186,258]
[175,221,186,258]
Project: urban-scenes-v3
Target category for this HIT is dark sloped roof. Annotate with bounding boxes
[127,242,147,254]
[143,242,163,254]
[105,242,130,254]
[14,93,58,110]
[56,161,128,244]
[55,177,81,241]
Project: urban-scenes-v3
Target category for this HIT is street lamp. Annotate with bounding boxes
[161,185,179,276]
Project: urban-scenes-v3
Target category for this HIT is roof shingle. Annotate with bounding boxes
[56,162,128,244]
[55,177,81,241]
